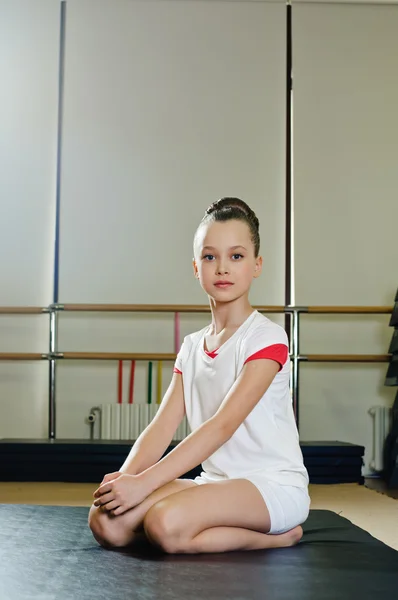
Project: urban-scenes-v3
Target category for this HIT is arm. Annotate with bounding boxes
[119,373,185,475]
[139,358,280,495]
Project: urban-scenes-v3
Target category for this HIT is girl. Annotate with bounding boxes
[89,198,310,554]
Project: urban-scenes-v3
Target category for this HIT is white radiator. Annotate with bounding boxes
[369,406,392,472]
[100,403,189,442]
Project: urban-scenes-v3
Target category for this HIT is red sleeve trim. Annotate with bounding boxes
[244,344,289,370]
[173,367,182,374]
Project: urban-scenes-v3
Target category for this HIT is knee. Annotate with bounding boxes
[88,505,128,549]
[143,501,185,554]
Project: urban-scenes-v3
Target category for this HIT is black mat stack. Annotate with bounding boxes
[301,441,364,484]
[0,439,364,484]
[384,287,398,488]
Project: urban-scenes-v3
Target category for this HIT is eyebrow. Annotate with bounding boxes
[202,245,247,251]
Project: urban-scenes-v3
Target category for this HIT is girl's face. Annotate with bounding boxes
[193,219,262,302]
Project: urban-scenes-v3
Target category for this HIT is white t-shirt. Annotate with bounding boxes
[174,310,309,488]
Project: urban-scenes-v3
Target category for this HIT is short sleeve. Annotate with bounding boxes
[173,340,185,374]
[242,323,289,371]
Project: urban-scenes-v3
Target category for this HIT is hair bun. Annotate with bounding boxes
[205,197,248,216]
[205,198,258,231]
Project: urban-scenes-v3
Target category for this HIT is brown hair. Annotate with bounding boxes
[196,197,260,257]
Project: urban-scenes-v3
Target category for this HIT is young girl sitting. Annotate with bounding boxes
[89,198,310,554]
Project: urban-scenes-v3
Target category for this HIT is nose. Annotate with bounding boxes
[216,260,229,275]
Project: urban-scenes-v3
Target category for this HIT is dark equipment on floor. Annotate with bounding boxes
[389,329,398,354]
[390,301,398,327]
[384,391,398,488]
[0,440,365,485]
[385,355,398,387]
[384,291,398,486]
[1,505,398,600]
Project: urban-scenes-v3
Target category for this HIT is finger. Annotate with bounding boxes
[93,484,104,497]
[96,476,122,496]
[101,472,121,484]
[112,505,128,517]
[102,471,119,479]
[93,482,113,498]
[101,500,121,512]
[93,491,115,507]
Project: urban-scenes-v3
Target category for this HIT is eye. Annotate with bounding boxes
[232,253,243,260]
[203,254,215,261]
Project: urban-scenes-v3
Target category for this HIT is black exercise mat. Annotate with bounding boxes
[1,505,398,600]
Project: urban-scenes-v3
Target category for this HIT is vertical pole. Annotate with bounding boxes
[174,312,180,354]
[53,0,66,306]
[147,362,153,405]
[284,4,293,339]
[48,1,66,439]
[48,309,58,439]
[292,308,300,429]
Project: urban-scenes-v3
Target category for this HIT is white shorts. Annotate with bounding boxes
[192,472,310,535]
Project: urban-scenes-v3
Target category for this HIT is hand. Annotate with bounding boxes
[93,473,148,516]
[100,471,122,485]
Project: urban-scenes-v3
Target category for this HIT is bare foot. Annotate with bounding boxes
[275,525,303,548]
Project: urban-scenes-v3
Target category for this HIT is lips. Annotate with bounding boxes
[214,281,233,288]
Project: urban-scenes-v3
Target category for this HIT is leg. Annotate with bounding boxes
[88,478,197,549]
[144,479,304,554]
[180,525,302,553]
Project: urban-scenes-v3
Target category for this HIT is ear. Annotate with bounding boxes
[253,256,263,279]
[192,258,200,279]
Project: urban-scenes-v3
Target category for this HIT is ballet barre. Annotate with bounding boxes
[0,307,48,314]
[299,354,390,363]
[56,303,286,313]
[0,303,393,437]
[0,353,48,361]
[55,352,177,361]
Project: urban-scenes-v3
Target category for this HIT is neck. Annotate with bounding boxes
[208,296,254,334]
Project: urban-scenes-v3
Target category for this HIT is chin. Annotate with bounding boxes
[207,290,242,304]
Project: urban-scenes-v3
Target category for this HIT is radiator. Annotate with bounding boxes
[369,406,392,472]
[100,403,189,442]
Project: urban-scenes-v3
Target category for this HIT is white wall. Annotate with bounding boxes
[293,2,398,472]
[0,0,60,437]
[54,0,287,438]
[2,0,396,456]
[0,0,287,441]
[59,0,286,306]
